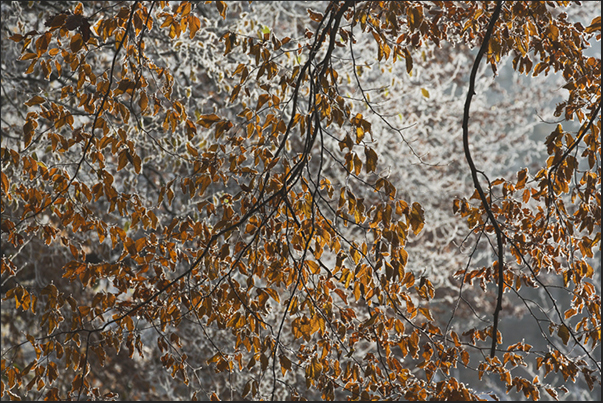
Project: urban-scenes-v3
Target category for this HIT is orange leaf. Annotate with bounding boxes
[135,237,146,252]
[214,120,232,139]
[461,350,470,366]
[197,114,221,128]
[263,287,280,303]
[186,143,199,157]
[23,119,37,147]
[418,307,433,321]
[20,52,38,61]
[71,374,82,393]
[308,9,324,22]
[9,33,24,42]
[188,15,200,39]
[256,93,270,111]
[25,95,46,107]
[280,354,291,375]
[516,168,528,189]
[306,260,320,274]
[1,171,8,194]
[585,16,601,34]
[117,150,129,171]
[403,48,413,74]
[215,1,227,19]
[407,7,423,31]
[364,147,378,173]
[35,32,52,56]
[409,202,424,235]
[70,33,84,53]
[139,92,149,111]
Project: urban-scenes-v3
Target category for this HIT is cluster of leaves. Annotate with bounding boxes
[1,1,600,400]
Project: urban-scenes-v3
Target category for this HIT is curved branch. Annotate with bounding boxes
[461,1,503,358]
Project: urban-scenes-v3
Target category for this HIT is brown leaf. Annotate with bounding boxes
[45,13,68,29]
[364,147,378,173]
[188,15,200,39]
[409,202,424,235]
[256,93,270,111]
[197,114,221,128]
[64,14,83,30]
[70,33,84,53]
[557,324,570,345]
[24,95,46,107]
[117,150,129,171]
[585,16,601,34]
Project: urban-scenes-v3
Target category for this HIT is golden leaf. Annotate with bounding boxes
[197,114,221,128]
[25,95,46,107]
[419,307,433,321]
[364,147,378,173]
[409,202,424,235]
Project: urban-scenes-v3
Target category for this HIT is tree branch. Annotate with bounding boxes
[461,1,504,358]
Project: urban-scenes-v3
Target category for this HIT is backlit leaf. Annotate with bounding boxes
[409,202,424,235]
[197,114,221,128]
[25,95,46,107]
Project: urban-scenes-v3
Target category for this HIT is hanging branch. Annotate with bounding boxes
[461,1,504,358]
